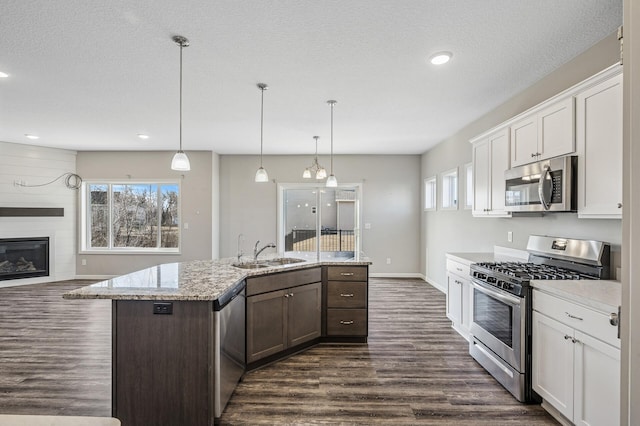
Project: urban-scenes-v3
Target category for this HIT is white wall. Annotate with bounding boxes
[421,32,623,289]
[0,141,77,287]
[75,151,213,276]
[219,155,421,275]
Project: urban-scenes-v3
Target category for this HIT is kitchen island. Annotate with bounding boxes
[64,255,370,426]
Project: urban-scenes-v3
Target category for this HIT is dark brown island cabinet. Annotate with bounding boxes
[111,263,368,426]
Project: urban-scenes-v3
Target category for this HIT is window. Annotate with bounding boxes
[441,168,458,210]
[277,183,361,261]
[464,162,473,210]
[424,176,437,211]
[81,182,180,252]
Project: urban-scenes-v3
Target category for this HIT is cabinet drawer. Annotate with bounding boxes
[533,290,619,348]
[246,267,321,296]
[326,266,368,281]
[326,309,367,336]
[327,282,367,308]
[446,259,470,279]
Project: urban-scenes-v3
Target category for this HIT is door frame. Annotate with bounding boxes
[276,182,363,259]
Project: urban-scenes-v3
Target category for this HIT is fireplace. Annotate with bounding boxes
[0,237,50,281]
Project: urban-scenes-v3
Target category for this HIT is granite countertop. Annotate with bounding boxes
[64,254,371,302]
[531,279,621,314]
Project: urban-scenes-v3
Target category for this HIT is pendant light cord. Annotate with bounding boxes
[260,86,264,167]
[179,43,183,152]
[329,101,335,174]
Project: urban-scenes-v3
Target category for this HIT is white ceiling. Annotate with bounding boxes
[0,0,622,155]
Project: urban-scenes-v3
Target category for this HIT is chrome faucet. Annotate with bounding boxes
[254,240,276,261]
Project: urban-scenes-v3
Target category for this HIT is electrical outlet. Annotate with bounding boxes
[183,222,189,230]
[153,302,173,315]
[81,259,87,266]
[364,223,371,230]
[386,258,391,264]
[508,231,513,242]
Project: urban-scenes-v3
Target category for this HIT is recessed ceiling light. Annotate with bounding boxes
[137,133,150,140]
[429,51,453,65]
[0,72,9,78]
[24,134,39,140]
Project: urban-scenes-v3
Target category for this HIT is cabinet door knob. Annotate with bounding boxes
[609,312,619,326]
[340,320,354,325]
[531,153,537,158]
[284,294,289,298]
[289,293,294,297]
[618,203,623,208]
[340,293,354,297]
[564,335,572,340]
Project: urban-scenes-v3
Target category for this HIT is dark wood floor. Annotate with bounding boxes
[0,278,557,425]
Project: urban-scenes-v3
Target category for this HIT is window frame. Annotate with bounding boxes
[79,180,182,254]
[463,162,473,210]
[276,182,363,260]
[441,167,459,211]
[424,176,437,211]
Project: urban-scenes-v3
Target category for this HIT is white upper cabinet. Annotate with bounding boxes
[576,71,623,219]
[472,127,511,217]
[511,97,575,167]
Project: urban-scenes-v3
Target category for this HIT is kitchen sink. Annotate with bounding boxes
[231,262,269,269]
[263,257,306,266]
[232,258,306,269]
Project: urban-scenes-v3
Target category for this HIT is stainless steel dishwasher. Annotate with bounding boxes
[213,279,246,420]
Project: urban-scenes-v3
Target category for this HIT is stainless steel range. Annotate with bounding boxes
[468,235,610,402]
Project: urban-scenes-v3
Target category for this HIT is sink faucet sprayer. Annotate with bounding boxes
[254,240,276,261]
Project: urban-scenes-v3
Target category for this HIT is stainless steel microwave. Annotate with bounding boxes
[504,155,577,212]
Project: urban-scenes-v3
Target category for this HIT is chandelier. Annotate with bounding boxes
[303,136,327,179]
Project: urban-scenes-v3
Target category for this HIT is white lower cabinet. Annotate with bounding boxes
[446,258,471,339]
[532,290,620,426]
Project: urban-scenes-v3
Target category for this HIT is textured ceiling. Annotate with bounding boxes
[0,0,623,155]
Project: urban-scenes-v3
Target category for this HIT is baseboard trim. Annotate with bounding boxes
[425,275,446,293]
[369,272,424,279]
[75,275,116,280]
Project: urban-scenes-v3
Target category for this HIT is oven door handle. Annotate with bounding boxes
[471,280,521,306]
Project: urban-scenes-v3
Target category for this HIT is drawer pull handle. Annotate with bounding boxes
[564,335,572,340]
[340,293,354,297]
[565,312,583,321]
[618,203,623,209]
[572,338,581,344]
[340,272,355,276]
[340,320,354,325]
[456,267,463,272]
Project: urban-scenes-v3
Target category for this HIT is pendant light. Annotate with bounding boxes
[303,136,327,179]
[255,83,269,182]
[326,100,338,187]
[171,35,191,171]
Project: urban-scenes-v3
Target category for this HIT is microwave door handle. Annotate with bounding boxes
[538,165,552,210]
